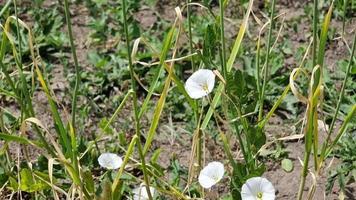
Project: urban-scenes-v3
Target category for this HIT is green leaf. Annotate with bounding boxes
[0,133,31,145]
[351,65,356,75]
[20,168,49,192]
[226,69,246,99]
[203,24,217,65]
[281,158,294,172]
[247,126,266,152]
[82,170,95,194]
[9,177,18,191]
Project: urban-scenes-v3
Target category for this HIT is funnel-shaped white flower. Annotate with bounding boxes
[241,177,275,200]
[98,153,122,170]
[133,184,155,200]
[185,69,215,99]
[198,161,224,189]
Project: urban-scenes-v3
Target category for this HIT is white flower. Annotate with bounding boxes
[132,184,155,200]
[198,161,224,189]
[185,69,215,99]
[241,177,275,200]
[98,153,123,170]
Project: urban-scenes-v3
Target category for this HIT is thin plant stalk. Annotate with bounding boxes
[327,33,355,136]
[297,65,323,200]
[187,0,195,71]
[186,102,204,190]
[220,92,251,163]
[13,0,29,123]
[255,34,261,99]
[342,0,348,35]
[321,33,356,161]
[325,105,356,157]
[219,0,227,78]
[103,89,134,131]
[121,0,152,199]
[0,0,11,17]
[112,135,138,199]
[62,1,82,194]
[259,39,313,128]
[258,0,276,121]
[63,0,81,128]
[312,0,318,68]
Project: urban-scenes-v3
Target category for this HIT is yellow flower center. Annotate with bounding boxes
[257,192,263,200]
[202,83,209,92]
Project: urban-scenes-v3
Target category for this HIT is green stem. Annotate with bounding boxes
[325,105,356,157]
[220,93,251,167]
[342,0,348,35]
[219,0,227,78]
[104,89,134,131]
[121,0,152,199]
[312,0,318,68]
[255,36,261,103]
[297,151,310,200]
[321,33,356,159]
[328,33,355,138]
[187,0,195,71]
[63,0,81,128]
[13,0,27,121]
[112,136,138,199]
[63,0,81,192]
[0,0,11,17]
[258,0,276,121]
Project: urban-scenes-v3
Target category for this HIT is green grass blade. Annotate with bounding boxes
[0,133,35,146]
[258,0,276,121]
[63,0,81,129]
[317,3,333,69]
[104,89,133,131]
[138,28,175,119]
[325,105,356,157]
[112,135,137,199]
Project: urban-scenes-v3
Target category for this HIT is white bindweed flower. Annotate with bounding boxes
[241,177,275,200]
[185,69,216,99]
[98,153,123,170]
[132,184,156,200]
[198,161,224,189]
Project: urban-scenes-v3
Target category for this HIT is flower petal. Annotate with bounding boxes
[241,177,275,200]
[133,184,155,200]
[198,161,224,189]
[98,153,123,170]
[198,173,217,189]
[185,69,215,99]
[185,79,208,99]
[260,178,275,200]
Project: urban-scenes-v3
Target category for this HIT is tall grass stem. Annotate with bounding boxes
[219,0,227,78]
[121,0,152,199]
[187,0,195,71]
[0,0,11,17]
[325,33,355,150]
[258,0,276,121]
[63,0,81,128]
